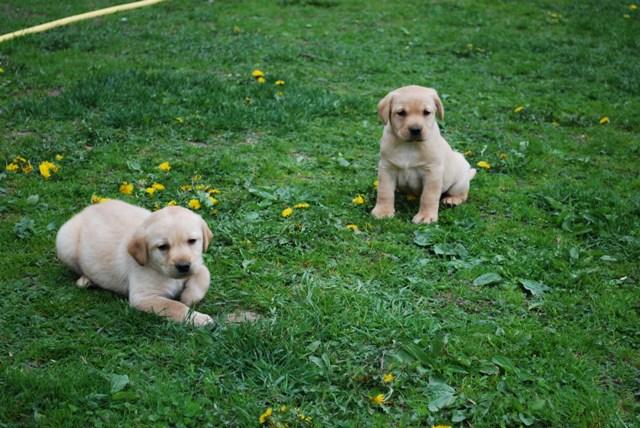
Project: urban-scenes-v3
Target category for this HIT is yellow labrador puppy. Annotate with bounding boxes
[56,200,214,326]
[372,85,476,224]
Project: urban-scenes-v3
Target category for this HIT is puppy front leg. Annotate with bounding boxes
[130,294,213,327]
[180,266,211,306]
[413,170,443,224]
[372,165,396,219]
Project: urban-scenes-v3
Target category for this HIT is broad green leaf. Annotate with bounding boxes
[479,363,499,375]
[452,410,467,422]
[519,279,550,297]
[473,272,502,286]
[126,160,141,172]
[413,230,434,247]
[519,413,535,426]
[110,374,129,394]
[306,340,322,353]
[402,343,431,365]
[426,378,456,412]
[432,243,468,258]
[491,356,515,372]
[308,355,325,370]
[569,246,580,261]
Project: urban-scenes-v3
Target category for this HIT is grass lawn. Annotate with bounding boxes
[1,0,639,426]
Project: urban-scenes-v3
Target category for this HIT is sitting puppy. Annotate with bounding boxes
[56,200,214,326]
[371,85,476,224]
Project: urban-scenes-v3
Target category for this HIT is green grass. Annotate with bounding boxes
[1,0,639,427]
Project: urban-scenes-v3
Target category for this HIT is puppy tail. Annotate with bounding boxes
[468,168,477,181]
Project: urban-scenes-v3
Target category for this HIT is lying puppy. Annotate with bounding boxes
[371,85,476,224]
[56,200,214,326]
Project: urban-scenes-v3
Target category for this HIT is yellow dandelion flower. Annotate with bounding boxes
[252,69,265,78]
[630,4,638,10]
[257,76,266,84]
[145,187,156,195]
[258,407,272,424]
[370,393,385,406]
[373,179,379,190]
[55,154,64,161]
[91,194,110,204]
[352,195,366,205]
[207,188,221,195]
[294,202,310,209]
[499,152,508,160]
[6,162,18,173]
[599,116,610,125]
[166,200,177,206]
[119,182,134,195]
[188,199,201,210]
[158,161,171,172]
[432,425,452,428]
[180,184,193,191]
[21,162,33,174]
[208,196,219,206]
[281,207,294,218]
[346,224,359,232]
[514,105,525,113]
[152,182,165,191]
[275,79,285,86]
[38,161,59,179]
[383,373,395,383]
[477,160,491,170]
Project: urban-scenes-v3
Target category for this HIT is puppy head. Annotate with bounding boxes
[378,85,444,142]
[127,206,213,279]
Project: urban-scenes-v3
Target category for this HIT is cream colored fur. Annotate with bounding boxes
[56,200,214,326]
[372,85,476,224]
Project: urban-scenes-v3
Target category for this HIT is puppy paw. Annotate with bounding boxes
[76,276,92,288]
[186,311,214,327]
[441,195,465,206]
[412,211,438,224]
[371,205,395,219]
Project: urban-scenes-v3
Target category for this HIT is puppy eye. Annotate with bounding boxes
[423,109,431,116]
[158,244,170,251]
[187,239,198,245]
[396,110,407,117]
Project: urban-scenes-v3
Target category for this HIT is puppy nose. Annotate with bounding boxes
[175,262,191,273]
[409,127,422,136]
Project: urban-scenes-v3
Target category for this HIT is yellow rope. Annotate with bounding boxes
[0,0,167,44]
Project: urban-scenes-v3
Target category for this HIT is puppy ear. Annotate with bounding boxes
[377,92,394,124]
[127,230,148,266]
[201,219,213,252]
[433,91,445,120]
